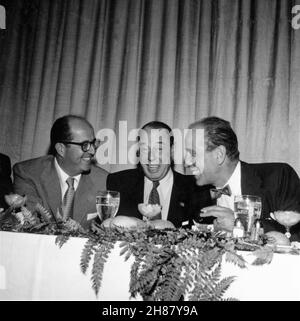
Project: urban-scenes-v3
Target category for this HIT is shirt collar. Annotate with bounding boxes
[219,161,241,195]
[144,167,173,188]
[54,157,81,185]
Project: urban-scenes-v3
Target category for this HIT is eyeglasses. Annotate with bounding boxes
[61,139,101,152]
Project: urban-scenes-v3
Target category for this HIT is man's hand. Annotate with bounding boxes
[200,205,235,232]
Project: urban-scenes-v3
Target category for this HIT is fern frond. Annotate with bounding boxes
[35,203,53,223]
[213,276,236,300]
[80,238,97,274]
[225,250,247,268]
[91,241,114,296]
[21,206,39,225]
[55,234,70,248]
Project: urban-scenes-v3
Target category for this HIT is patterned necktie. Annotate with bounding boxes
[62,177,75,220]
[210,184,232,200]
[148,181,161,219]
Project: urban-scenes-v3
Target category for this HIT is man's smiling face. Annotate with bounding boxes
[60,118,96,176]
[139,127,171,181]
[184,128,218,186]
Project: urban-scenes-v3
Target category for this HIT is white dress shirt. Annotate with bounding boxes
[54,158,81,201]
[216,161,242,211]
[143,169,174,220]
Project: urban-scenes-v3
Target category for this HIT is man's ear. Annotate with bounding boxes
[55,142,65,157]
[170,144,174,162]
[215,145,226,165]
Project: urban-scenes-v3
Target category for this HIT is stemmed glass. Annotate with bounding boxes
[138,203,162,222]
[271,211,300,239]
[96,191,120,223]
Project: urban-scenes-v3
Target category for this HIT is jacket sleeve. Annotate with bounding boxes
[275,164,300,212]
[13,163,43,212]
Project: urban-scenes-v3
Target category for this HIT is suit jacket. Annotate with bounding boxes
[13,155,108,229]
[106,168,195,228]
[0,153,13,209]
[190,161,300,240]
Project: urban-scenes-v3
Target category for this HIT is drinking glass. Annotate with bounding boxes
[234,195,262,234]
[96,191,120,222]
[272,211,300,239]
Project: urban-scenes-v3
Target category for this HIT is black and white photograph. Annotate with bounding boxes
[0,0,300,304]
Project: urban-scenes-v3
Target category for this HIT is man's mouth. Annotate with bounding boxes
[82,157,92,163]
[147,164,160,173]
[190,166,201,177]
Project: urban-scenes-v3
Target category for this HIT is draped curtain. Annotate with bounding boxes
[0,0,300,175]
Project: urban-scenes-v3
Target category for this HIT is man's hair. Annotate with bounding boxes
[139,121,174,146]
[189,116,240,161]
[49,114,89,155]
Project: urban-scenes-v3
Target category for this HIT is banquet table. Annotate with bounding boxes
[1,231,300,301]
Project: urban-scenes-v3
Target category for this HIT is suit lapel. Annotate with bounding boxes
[240,161,270,217]
[167,172,178,223]
[74,173,95,224]
[167,171,187,226]
[131,169,144,204]
[40,158,61,216]
[241,162,263,195]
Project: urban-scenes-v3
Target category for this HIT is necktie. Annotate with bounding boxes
[210,184,232,200]
[62,177,75,220]
[148,181,161,219]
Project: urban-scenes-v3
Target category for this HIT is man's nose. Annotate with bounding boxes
[88,144,96,155]
[184,153,193,166]
[148,149,159,163]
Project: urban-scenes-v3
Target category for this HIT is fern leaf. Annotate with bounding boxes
[213,276,236,300]
[21,206,39,225]
[35,203,53,223]
[119,245,129,256]
[225,250,247,268]
[80,238,97,274]
[55,234,70,248]
[209,260,222,284]
[91,241,114,296]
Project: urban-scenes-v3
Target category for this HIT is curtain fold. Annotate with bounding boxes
[0,0,299,175]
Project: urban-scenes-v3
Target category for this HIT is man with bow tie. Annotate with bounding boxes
[185,116,300,240]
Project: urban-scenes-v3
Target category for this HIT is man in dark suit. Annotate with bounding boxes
[185,116,300,240]
[107,121,195,228]
[13,115,107,229]
[0,153,13,210]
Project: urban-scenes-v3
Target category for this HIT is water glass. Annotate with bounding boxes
[234,195,262,234]
[96,191,120,222]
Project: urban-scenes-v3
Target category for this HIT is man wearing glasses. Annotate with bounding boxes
[13,115,107,229]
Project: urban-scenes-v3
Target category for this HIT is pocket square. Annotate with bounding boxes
[179,202,185,207]
[87,212,98,221]
[181,220,189,226]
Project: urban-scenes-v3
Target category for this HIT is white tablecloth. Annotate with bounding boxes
[1,231,300,301]
[0,231,137,301]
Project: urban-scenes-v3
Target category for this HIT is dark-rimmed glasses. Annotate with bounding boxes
[61,139,101,152]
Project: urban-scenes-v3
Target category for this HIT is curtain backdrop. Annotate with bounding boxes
[0,0,300,175]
